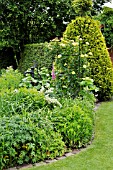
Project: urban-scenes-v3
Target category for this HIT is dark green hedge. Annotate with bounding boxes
[18,41,59,73]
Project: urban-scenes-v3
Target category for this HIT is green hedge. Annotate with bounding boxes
[18,41,59,73]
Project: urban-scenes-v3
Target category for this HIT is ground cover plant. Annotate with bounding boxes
[0,111,65,169]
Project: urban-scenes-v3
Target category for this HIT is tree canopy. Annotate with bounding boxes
[92,0,111,15]
[0,0,75,53]
[95,6,113,48]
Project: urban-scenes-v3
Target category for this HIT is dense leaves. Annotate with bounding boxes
[72,0,92,16]
[0,0,75,52]
[92,0,111,15]
[95,6,113,48]
[63,16,113,101]
[0,111,65,169]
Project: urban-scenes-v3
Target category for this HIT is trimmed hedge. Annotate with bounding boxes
[63,16,113,101]
[18,41,59,73]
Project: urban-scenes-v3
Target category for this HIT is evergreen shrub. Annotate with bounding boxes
[63,16,113,101]
[18,41,59,73]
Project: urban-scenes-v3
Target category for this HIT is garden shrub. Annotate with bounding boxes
[18,41,59,73]
[54,38,89,98]
[0,66,23,93]
[50,101,94,149]
[60,90,96,119]
[0,87,46,117]
[63,16,113,101]
[0,111,65,169]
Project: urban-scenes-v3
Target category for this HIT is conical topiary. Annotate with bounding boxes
[63,16,113,101]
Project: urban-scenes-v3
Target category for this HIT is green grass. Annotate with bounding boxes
[23,101,113,170]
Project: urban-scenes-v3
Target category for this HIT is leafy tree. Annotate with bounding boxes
[95,6,113,48]
[0,0,75,55]
[72,0,93,16]
[92,0,111,15]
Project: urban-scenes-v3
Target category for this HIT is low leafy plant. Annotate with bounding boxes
[0,87,46,117]
[50,100,94,149]
[0,66,23,93]
[19,66,62,109]
[20,67,53,94]
[0,111,65,169]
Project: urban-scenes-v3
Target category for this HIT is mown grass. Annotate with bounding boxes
[23,100,113,170]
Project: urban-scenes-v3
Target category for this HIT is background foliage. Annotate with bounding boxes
[94,6,113,48]
[0,0,75,52]
[0,0,111,70]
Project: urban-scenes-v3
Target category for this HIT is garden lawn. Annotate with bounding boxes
[23,100,113,170]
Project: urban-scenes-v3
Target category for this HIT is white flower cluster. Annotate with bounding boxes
[45,95,62,108]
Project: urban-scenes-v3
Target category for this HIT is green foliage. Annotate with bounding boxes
[19,66,62,108]
[19,67,52,90]
[63,16,113,101]
[92,0,111,15]
[54,38,90,98]
[80,77,99,92]
[0,66,23,93]
[18,42,59,73]
[72,0,92,16]
[0,111,65,169]
[95,6,113,48]
[50,97,94,148]
[0,88,46,117]
[0,0,75,53]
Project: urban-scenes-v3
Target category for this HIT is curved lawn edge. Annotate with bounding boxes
[18,100,113,170]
